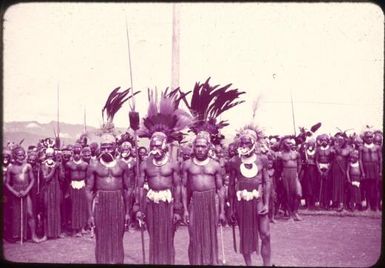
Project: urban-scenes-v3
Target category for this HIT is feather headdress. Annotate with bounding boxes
[236,124,265,144]
[180,77,245,145]
[101,87,140,133]
[137,87,193,143]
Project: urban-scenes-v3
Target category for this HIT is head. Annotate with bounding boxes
[193,136,210,161]
[334,133,346,147]
[354,136,363,149]
[227,142,237,158]
[374,132,383,146]
[45,147,55,160]
[55,150,62,162]
[138,146,148,162]
[363,130,374,145]
[215,145,224,159]
[3,149,12,166]
[349,150,359,163]
[306,139,316,151]
[149,132,168,160]
[119,142,132,159]
[27,151,38,165]
[72,143,83,161]
[316,134,330,148]
[181,146,192,161]
[13,146,26,165]
[90,142,99,157]
[81,146,92,163]
[237,129,257,157]
[62,146,72,162]
[282,136,296,151]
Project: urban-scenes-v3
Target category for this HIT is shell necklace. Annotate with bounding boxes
[152,153,169,167]
[240,154,258,178]
[193,157,210,166]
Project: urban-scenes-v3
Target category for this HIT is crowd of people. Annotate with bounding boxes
[2,80,383,266]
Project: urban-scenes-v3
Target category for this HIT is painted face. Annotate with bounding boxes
[119,143,132,159]
[318,135,329,147]
[194,137,210,161]
[150,138,166,160]
[238,136,255,156]
[307,141,315,151]
[363,131,374,145]
[100,143,115,163]
[14,148,26,164]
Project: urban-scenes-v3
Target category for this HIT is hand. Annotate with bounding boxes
[88,216,95,228]
[173,213,181,224]
[362,173,366,180]
[183,211,190,225]
[19,190,26,197]
[257,204,269,215]
[218,212,226,226]
[124,214,130,228]
[136,211,145,224]
[229,211,237,225]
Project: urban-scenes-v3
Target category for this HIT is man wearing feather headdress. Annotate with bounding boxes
[359,127,382,211]
[135,88,191,264]
[85,87,137,264]
[179,78,245,265]
[315,134,333,209]
[227,127,271,266]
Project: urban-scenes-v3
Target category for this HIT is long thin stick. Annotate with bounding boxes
[139,219,146,264]
[20,197,23,245]
[290,89,296,136]
[220,224,226,264]
[125,16,135,112]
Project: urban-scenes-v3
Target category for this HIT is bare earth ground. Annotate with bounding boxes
[2,210,382,267]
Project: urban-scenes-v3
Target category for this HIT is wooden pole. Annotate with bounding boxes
[290,89,297,136]
[171,3,180,91]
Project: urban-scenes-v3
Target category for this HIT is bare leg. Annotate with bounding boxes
[258,214,271,266]
[26,196,42,243]
[242,253,252,266]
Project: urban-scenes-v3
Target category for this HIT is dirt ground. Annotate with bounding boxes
[2,211,382,267]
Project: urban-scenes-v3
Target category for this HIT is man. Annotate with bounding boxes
[227,129,271,266]
[65,143,89,237]
[117,141,137,232]
[27,151,44,236]
[315,134,333,209]
[81,146,92,164]
[359,129,382,211]
[302,139,318,209]
[330,133,351,211]
[89,142,99,162]
[86,133,133,264]
[41,147,63,240]
[135,132,182,264]
[138,146,148,163]
[181,132,226,265]
[3,149,13,241]
[5,146,42,243]
[276,136,302,221]
[373,131,383,209]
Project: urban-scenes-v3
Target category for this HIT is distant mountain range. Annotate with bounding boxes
[3,121,126,147]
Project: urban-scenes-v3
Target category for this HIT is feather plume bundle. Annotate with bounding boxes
[137,88,193,143]
[101,87,140,133]
[180,77,245,144]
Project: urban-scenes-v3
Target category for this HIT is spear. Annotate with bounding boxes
[56,84,61,148]
[125,15,145,264]
[290,89,297,136]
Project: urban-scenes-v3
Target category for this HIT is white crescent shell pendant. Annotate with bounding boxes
[240,162,259,178]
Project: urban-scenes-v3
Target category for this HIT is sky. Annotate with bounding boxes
[3,2,384,140]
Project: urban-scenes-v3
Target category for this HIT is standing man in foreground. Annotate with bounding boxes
[228,128,271,266]
[85,133,134,264]
[181,131,226,265]
[136,132,182,264]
